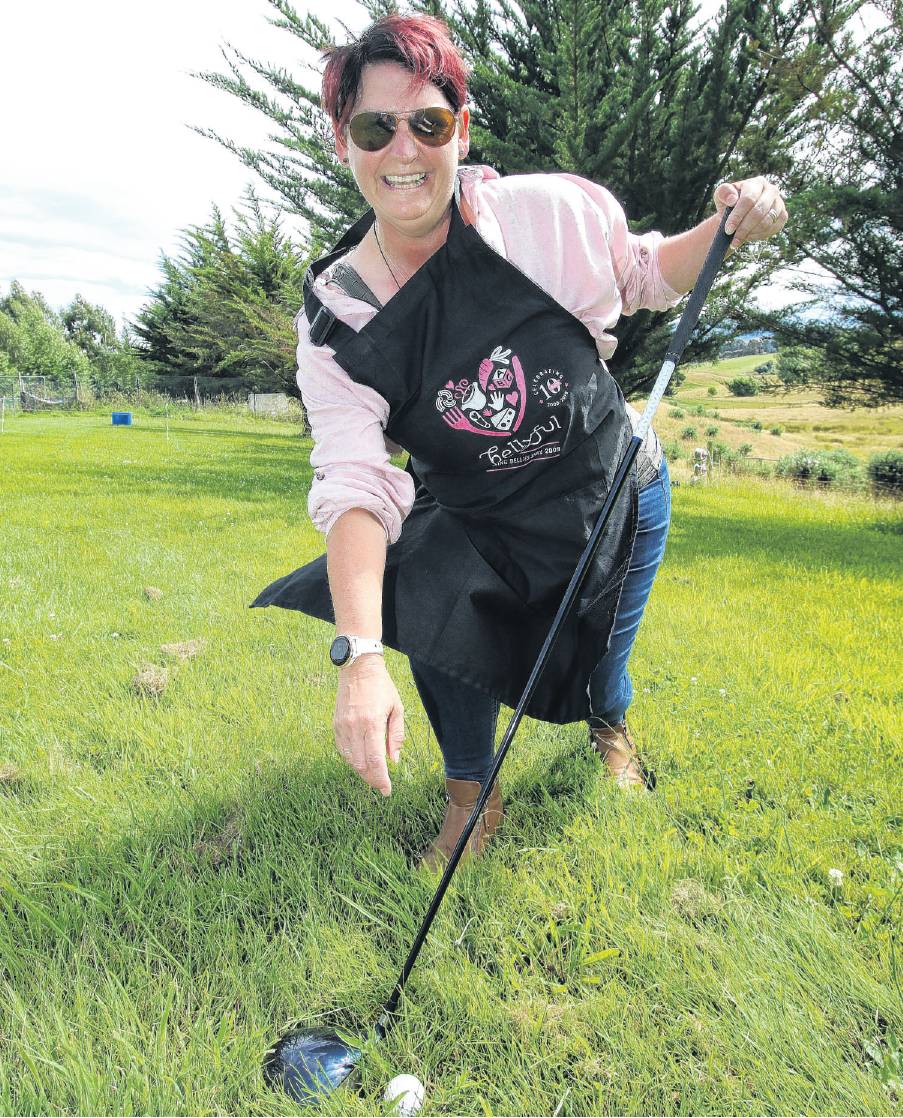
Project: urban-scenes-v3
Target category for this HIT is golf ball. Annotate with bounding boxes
[383,1073,425,1116]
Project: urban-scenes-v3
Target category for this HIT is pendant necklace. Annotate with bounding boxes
[374,223,404,291]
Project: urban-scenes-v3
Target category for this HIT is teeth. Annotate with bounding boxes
[385,173,426,186]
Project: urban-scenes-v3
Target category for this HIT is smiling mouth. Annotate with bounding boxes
[383,173,428,189]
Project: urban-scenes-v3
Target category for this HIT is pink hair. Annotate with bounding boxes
[321,14,469,132]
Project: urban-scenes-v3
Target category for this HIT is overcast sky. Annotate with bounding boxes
[2,0,833,329]
[0,0,367,329]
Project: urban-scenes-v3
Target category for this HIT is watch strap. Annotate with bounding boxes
[348,636,384,662]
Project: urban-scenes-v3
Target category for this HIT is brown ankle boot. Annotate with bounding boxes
[417,778,503,872]
[588,720,656,790]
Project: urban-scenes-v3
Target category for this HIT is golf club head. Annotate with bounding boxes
[263,1026,362,1105]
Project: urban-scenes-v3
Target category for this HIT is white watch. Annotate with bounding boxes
[329,634,384,668]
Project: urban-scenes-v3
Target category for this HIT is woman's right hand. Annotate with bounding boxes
[333,655,404,796]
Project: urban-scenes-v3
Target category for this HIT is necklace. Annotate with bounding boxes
[373,223,404,291]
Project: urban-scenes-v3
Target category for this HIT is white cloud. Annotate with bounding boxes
[1,0,812,329]
[0,0,366,327]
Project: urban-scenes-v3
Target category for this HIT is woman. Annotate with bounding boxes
[253,15,787,870]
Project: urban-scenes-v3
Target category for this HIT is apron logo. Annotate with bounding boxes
[531,368,570,407]
[435,347,526,435]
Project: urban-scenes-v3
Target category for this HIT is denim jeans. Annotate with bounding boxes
[410,458,671,782]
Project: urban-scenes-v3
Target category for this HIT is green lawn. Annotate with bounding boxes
[1,411,901,1116]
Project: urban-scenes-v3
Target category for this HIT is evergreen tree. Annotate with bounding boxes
[132,189,309,397]
[195,0,858,396]
[749,1,902,406]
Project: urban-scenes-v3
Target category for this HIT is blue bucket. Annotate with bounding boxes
[112,412,132,426]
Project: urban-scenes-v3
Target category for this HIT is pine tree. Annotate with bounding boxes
[196,0,860,395]
[749,1,902,406]
[132,190,310,397]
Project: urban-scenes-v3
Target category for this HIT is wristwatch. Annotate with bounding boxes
[329,634,384,668]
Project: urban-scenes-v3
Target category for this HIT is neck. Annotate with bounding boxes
[373,203,453,276]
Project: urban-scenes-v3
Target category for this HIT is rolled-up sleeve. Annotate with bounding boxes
[297,318,415,544]
[555,173,683,316]
[467,168,683,362]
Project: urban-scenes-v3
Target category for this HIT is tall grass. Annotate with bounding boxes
[1,412,900,1115]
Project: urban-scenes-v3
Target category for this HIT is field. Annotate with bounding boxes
[656,355,903,467]
[0,410,901,1116]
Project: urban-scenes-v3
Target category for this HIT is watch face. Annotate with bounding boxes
[330,636,352,666]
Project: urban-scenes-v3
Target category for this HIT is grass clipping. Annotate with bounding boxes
[132,664,169,697]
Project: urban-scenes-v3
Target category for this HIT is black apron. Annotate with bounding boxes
[251,193,638,724]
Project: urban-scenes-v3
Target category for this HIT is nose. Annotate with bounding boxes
[385,119,422,161]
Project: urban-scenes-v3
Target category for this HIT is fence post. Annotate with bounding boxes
[193,376,200,409]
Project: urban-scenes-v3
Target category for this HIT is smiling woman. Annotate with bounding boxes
[251,15,788,856]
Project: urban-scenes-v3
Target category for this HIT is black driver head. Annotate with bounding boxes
[263,1026,363,1105]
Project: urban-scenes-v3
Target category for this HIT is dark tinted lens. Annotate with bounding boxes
[410,108,456,145]
[349,112,397,152]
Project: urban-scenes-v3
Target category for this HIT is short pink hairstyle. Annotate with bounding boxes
[321,14,469,133]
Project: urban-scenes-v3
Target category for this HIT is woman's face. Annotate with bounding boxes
[334,61,470,241]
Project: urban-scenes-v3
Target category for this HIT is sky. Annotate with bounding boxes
[1,0,839,330]
[0,0,367,330]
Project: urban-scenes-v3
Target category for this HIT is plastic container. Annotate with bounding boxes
[112,412,132,426]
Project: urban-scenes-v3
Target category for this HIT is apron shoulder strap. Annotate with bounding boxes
[302,207,377,349]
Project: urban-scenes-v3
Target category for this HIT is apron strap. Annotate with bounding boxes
[302,186,465,349]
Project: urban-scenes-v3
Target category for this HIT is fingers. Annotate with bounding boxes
[363,720,392,797]
[717,176,788,247]
[335,712,392,796]
[387,701,405,765]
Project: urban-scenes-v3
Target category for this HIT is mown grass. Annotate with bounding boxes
[1,411,901,1116]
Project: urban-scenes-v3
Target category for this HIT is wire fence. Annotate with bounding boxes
[684,446,902,499]
[1,375,898,498]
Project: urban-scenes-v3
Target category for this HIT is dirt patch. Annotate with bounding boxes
[160,639,206,661]
[193,810,244,869]
[0,763,22,784]
[143,586,164,601]
[133,664,169,696]
[670,877,722,924]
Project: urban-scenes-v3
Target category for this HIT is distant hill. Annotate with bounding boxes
[719,332,777,358]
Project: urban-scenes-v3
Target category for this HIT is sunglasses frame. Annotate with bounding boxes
[347,106,459,152]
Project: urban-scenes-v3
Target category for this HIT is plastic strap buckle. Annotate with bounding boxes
[309,306,338,347]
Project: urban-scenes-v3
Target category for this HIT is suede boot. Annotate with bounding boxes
[417,777,503,872]
[588,719,656,790]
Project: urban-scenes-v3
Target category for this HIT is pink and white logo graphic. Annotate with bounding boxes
[435,346,527,436]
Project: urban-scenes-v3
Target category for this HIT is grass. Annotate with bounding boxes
[1,410,901,1116]
[661,355,903,463]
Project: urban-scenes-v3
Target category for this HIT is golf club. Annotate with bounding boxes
[263,205,736,1106]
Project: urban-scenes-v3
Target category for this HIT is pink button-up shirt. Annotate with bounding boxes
[297,165,682,543]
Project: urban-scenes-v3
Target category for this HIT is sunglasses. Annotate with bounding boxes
[348,107,458,152]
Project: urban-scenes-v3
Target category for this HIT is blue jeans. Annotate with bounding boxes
[410,458,672,782]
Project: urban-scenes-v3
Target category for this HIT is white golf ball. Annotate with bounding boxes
[383,1073,425,1116]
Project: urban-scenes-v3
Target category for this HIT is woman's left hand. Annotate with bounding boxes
[714,177,788,249]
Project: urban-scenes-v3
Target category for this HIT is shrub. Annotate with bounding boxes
[690,404,707,416]
[669,408,685,419]
[727,375,758,397]
[681,426,697,441]
[707,385,717,396]
[867,450,903,496]
[738,443,753,456]
[662,440,683,463]
[751,419,763,430]
[770,426,783,436]
[706,425,719,437]
[777,449,863,488]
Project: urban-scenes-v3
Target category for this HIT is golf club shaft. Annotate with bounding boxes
[377,205,735,1035]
